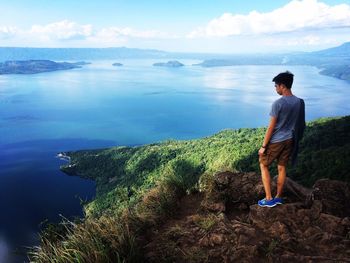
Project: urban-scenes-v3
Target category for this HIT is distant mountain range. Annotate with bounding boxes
[313,42,350,57]
[0,42,349,61]
[0,43,349,80]
[193,42,350,81]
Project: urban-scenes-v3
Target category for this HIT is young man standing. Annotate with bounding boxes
[258,71,305,207]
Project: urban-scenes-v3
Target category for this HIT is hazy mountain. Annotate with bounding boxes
[1,42,349,79]
[1,42,349,62]
[192,42,350,81]
[312,42,350,57]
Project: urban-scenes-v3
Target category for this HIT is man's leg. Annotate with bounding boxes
[276,164,286,198]
[260,162,273,200]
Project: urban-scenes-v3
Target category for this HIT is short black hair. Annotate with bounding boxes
[272,71,294,89]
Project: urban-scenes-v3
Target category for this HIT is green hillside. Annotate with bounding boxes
[29,115,350,262]
[61,115,350,218]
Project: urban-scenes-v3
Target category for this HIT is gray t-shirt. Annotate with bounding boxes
[269,95,301,143]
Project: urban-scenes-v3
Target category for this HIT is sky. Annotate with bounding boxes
[1,0,350,53]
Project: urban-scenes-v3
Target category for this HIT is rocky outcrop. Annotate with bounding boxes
[312,179,350,217]
[144,172,350,262]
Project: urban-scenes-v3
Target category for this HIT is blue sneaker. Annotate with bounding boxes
[273,197,283,205]
[258,198,276,207]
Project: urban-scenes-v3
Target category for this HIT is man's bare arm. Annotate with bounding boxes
[259,116,277,156]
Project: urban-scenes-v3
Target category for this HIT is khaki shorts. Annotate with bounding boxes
[259,138,293,166]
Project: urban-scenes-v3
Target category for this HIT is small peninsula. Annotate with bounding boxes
[319,65,350,81]
[153,60,184,67]
[0,60,89,74]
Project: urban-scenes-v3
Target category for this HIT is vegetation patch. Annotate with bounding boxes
[30,116,350,262]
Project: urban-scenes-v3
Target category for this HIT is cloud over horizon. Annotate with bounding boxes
[0,0,349,52]
[30,20,93,41]
[0,26,17,40]
[1,20,175,47]
[188,0,350,38]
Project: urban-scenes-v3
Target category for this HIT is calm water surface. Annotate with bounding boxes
[1,60,350,262]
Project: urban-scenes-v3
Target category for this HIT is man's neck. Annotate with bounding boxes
[282,89,293,96]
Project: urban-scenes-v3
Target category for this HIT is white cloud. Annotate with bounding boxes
[264,35,323,47]
[0,26,17,39]
[262,34,324,47]
[0,19,176,47]
[188,0,350,38]
[0,20,175,46]
[29,20,93,40]
[27,20,173,42]
[0,5,348,53]
[95,26,177,40]
[87,26,177,47]
[286,35,325,46]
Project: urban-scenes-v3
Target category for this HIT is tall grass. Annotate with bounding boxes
[29,158,196,262]
[29,215,142,263]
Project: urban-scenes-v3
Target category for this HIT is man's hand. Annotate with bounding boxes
[258,147,266,156]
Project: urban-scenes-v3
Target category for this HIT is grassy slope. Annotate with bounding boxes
[61,115,350,218]
[30,115,350,262]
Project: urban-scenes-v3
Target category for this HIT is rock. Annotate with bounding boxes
[341,217,350,227]
[237,234,250,246]
[312,179,350,217]
[144,171,350,262]
[317,213,344,235]
[203,172,268,212]
[232,245,259,262]
[202,202,225,213]
[309,200,323,220]
[199,236,209,247]
[267,221,290,239]
[210,233,224,245]
[238,203,249,210]
[215,171,232,187]
[232,223,255,237]
[249,203,300,229]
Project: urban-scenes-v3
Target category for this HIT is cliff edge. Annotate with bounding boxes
[144,172,350,262]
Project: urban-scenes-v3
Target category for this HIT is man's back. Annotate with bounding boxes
[270,95,301,143]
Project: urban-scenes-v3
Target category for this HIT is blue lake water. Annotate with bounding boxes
[1,60,350,262]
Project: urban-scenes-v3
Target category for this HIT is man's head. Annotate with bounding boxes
[272,71,294,94]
